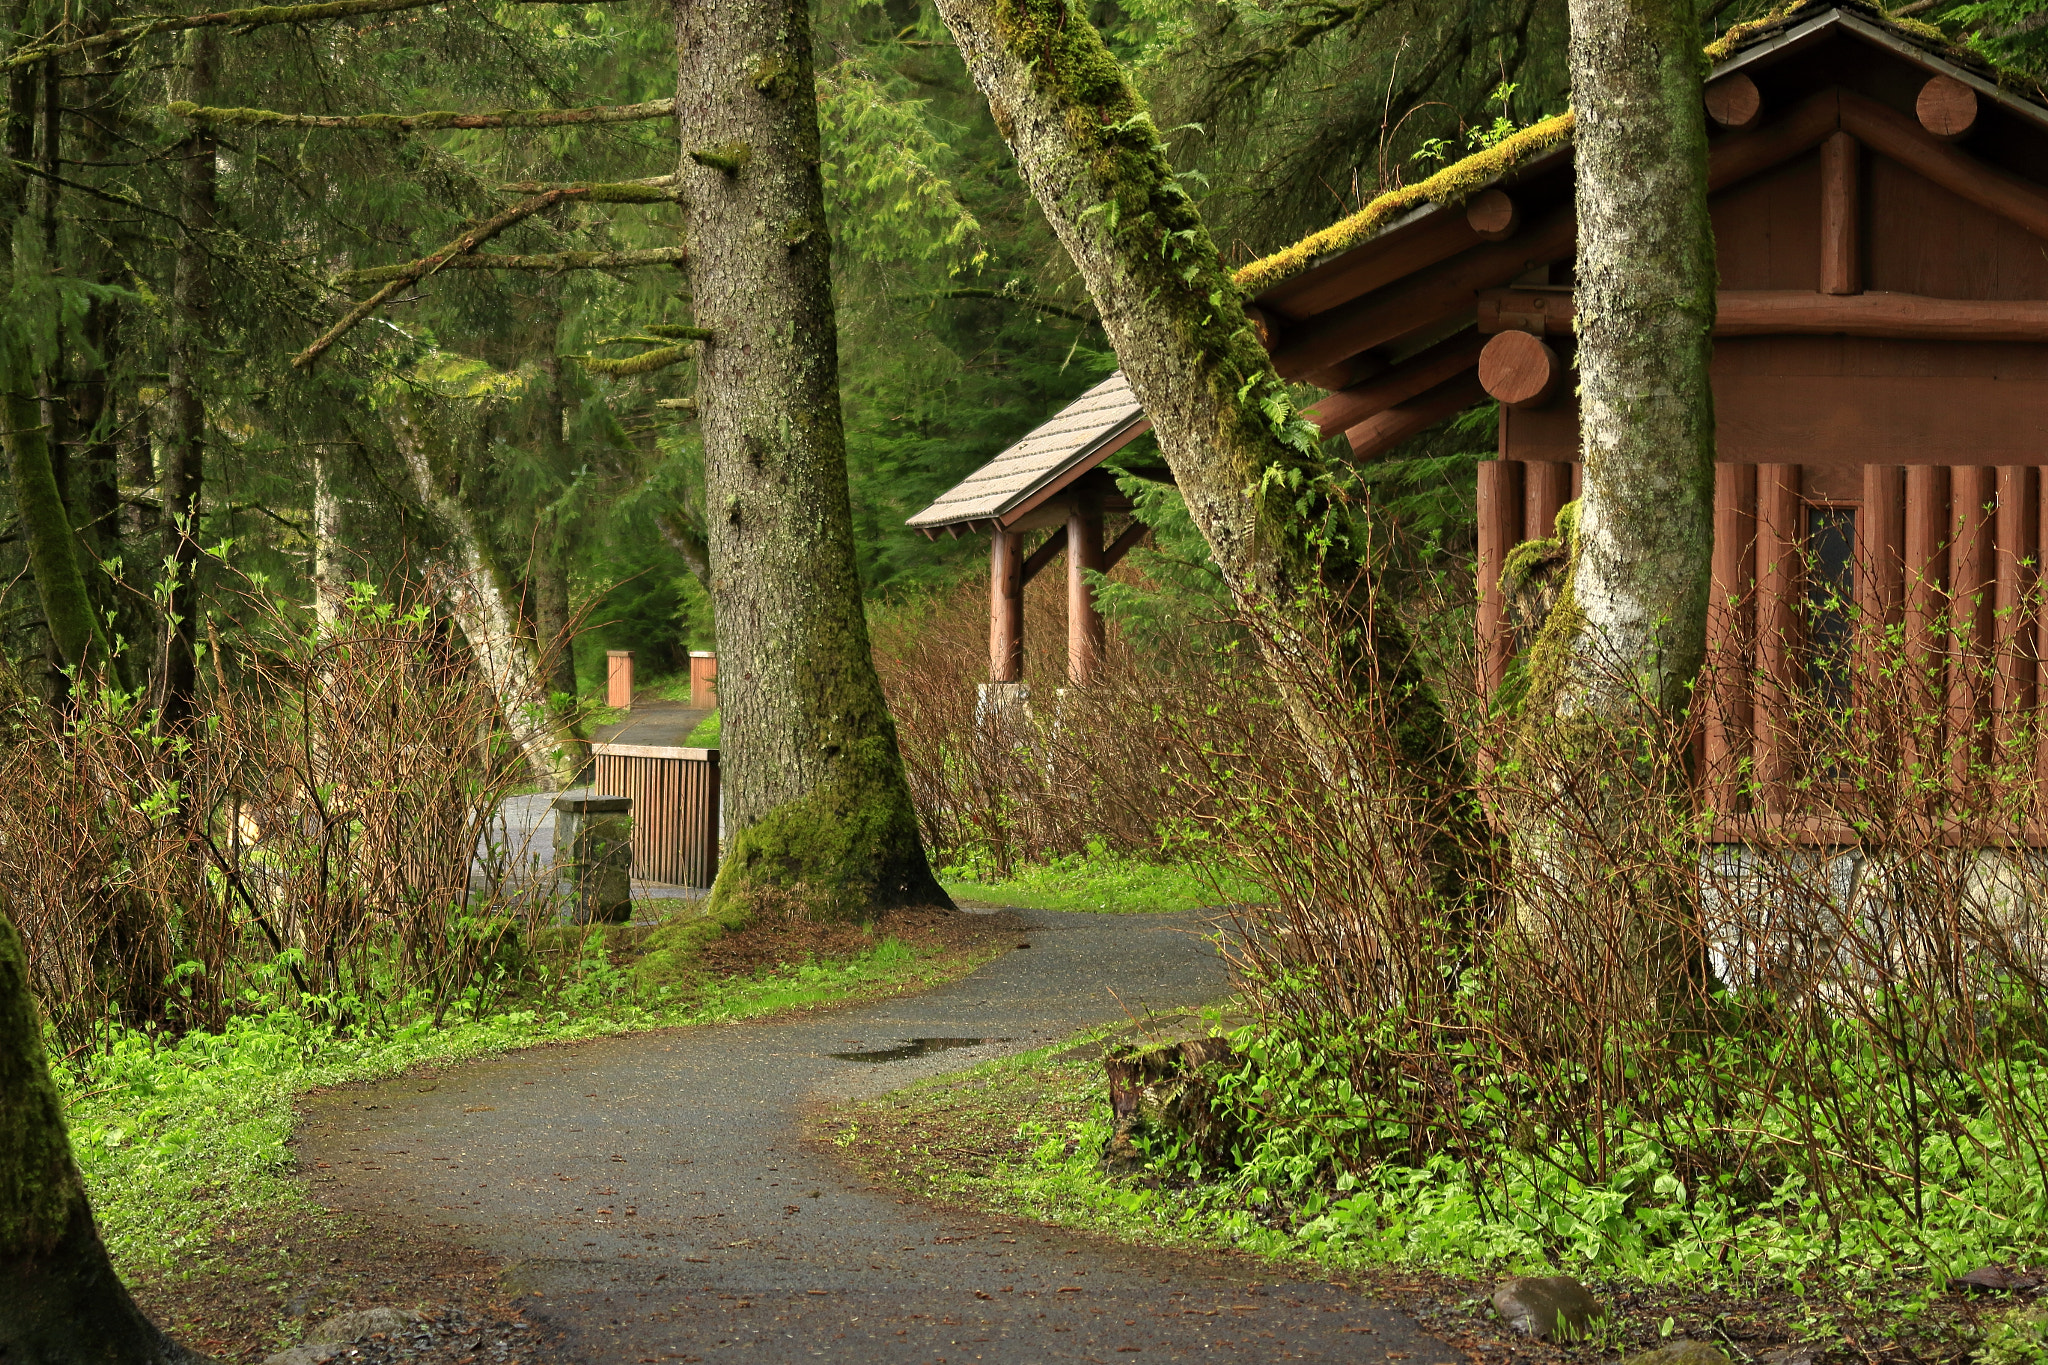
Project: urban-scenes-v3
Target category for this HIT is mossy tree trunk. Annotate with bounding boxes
[930,0,1484,908]
[673,0,946,920]
[0,905,208,1365]
[1510,0,1716,972]
[1518,0,1716,729]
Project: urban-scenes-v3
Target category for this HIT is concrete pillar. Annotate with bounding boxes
[554,789,633,924]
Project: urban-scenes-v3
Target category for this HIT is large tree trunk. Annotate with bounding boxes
[0,905,207,1365]
[931,0,1484,907]
[386,406,577,787]
[158,30,217,731]
[0,23,112,690]
[1519,0,1716,725]
[674,0,946,919]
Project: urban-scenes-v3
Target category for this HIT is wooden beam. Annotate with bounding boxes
[1905,464,1949,783]
[1344,372,1489,462]
[1916,75,1978,140]
[1019,525,1067,585]
[1304,330,1487,435]
[1101,520,1149,572]
[1479,288,2048,341]
[1067,503,1106,686]
[1705,462,1757,814]
[1705,73,1761,130]
[1254,209,1487,319]
[1949,466,1995,789]
[1465,189,1518,241]
[1478,330,1565,409]
[1839,88,2048,241]
[1995,465,2037,758]
[1478,459,1524,697]
[1819,132,1861,297]
[1755,464,1801,815]
[990,530,1024,683]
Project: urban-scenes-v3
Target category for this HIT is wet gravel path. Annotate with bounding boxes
[299,908,1460,1364]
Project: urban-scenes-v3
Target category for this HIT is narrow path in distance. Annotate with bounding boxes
[300,908,1460,1363]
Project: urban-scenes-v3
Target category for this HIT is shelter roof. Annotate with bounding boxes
[906,373,1148,533]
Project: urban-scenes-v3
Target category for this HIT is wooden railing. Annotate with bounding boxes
[591,742,721,888]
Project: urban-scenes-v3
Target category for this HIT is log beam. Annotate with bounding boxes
[1820,132,1861,296]
[1101,520,1148,571]
[1465,189,1518,241]
[1839,89,2048,240]
[1705,73,1761,130]
[1477,330,1564,409]
[1916,75,1978,140]
[1019,525,1066,585]
[1303,330,1486,435]
[1344,372,1488,462]
[1478,288,2048,341]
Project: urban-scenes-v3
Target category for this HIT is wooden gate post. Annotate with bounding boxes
[607,650,633,710]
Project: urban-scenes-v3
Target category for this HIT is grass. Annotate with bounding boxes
[940,849,1260,914]
[66,928,1001,1274]
[821,1018,2014,1365]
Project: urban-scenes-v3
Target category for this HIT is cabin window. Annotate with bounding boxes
[1803,504,1857,712]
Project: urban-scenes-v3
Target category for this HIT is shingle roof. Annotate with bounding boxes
[907,373,1147,530]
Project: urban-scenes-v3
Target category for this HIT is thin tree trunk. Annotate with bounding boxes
[386,406,573,786]
[674,0,946,918]
[1519,0,1717,724]
[533,343,583,707]
[0,906,208,1365]
[312,446,342,626]
[931,0,1484,907]
[158,30,217,730]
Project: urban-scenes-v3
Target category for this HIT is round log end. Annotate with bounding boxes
[1466,188,1518,241]
[1478,330,1564,410]
[1917,75,1978,139]
[1704,74,1761,130]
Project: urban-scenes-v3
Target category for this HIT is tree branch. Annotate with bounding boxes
[496,178,678,201]
[5,0,614,69]
[168,95,676,131]
[333,244,686,284]
[296,186,590,368]
[578,345,690,375]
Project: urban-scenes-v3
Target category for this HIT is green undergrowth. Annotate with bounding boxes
[830,1016,2048,1299]
[65,925,993,1275]
[941,848,1261,914]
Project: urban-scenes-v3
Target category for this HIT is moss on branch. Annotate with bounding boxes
[334,246,686,285]
[168,97,676,132]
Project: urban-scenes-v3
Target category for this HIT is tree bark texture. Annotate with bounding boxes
[1520,0,1716,723]
[930,0,1484,906]
[158,29,217,731]
[385,405,572,787]
[674,0,946,919]
[0,905,206,1365]
[0,21,111,687]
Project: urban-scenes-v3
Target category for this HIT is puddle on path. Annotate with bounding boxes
[827,1037,1007,1063]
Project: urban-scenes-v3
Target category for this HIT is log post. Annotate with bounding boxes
[1705,463,1756,817]
[607,649,634,710]
[1756,465,1801,813]
[990,529,1024,683]
[1949,467,1995,790]
[1478,458,1524,698]
[1905,464,1950,788]
[1525,461,1572,540]
[1820,132,1861,296]
[1067,499,1106,685]
[1858,465,1905,700]
[1994,466,2037,764]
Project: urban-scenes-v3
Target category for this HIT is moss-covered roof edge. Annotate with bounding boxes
[1231,110,1576,297]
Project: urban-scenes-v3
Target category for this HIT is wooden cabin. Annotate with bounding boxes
[913,2,2048,827]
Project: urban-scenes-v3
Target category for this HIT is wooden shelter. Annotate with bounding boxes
[917,3,2048,815]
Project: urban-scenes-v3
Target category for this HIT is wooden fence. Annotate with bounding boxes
[591,743,721,888]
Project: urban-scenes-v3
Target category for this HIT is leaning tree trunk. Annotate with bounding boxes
[0,904,209,1365]
[673,0,946,919]
[158,30,218,732]
[1517,0,1717,726]
[386,406,576,787]
[932,0,1484,907]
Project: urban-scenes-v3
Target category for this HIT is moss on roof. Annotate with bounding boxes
[1235,0,2041,299]
[1231,111,1576,297]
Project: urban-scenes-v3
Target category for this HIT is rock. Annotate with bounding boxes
[1490,1275,1606,1340]
[1756,1347,1818,1365]
[1623,1342,1732,1365]
[1955,1264,2044,1294]
[262,1347,340,1365]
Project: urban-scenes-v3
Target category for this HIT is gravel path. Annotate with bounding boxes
[298,908,1460,1363]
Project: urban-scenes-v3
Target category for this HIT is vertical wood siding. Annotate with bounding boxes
[591,743,722,888]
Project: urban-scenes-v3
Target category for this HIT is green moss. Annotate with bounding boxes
[0,909,88,1253]
[1233,112,1576,296]
[750,53,799,100]
[689,142,751,175]
[630,897,754,990]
